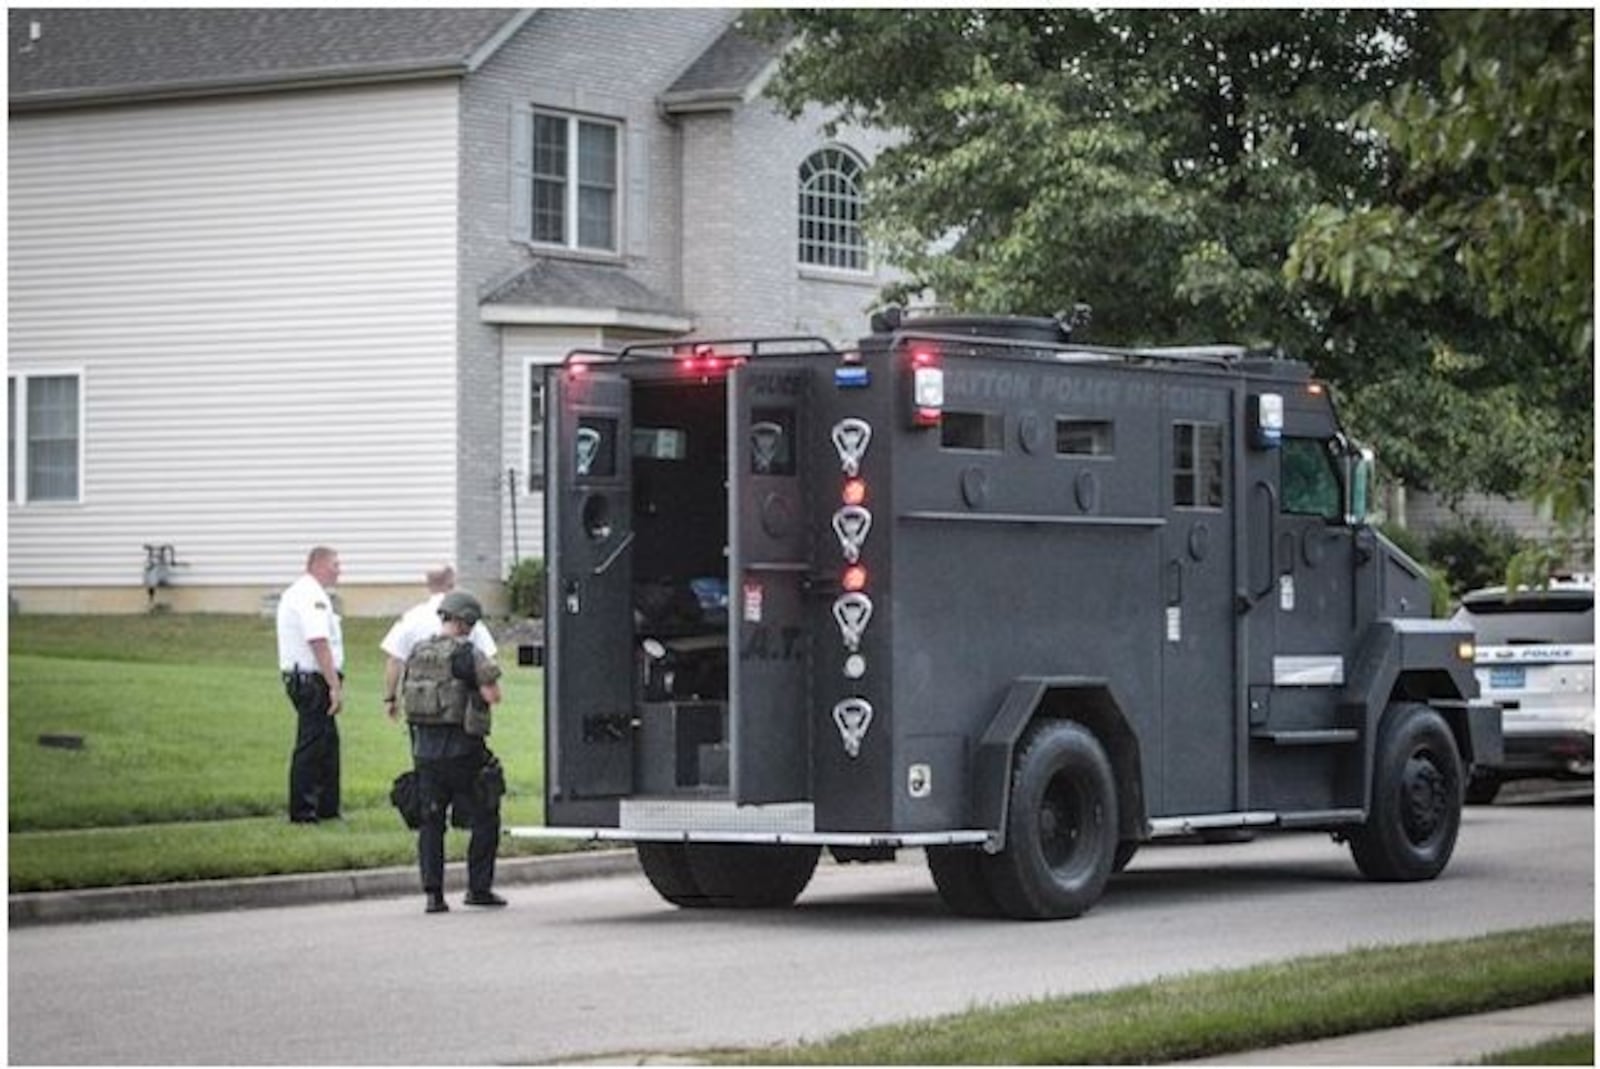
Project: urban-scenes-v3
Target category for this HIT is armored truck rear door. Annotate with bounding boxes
[545,365,634,799]
[728,363,813,803]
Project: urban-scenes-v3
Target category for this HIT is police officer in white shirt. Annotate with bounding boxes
[277,545,345,823]
[379,563,497,721]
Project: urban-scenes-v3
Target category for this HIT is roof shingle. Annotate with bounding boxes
[10,9,524,108]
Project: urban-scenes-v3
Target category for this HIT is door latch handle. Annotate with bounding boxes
[592,529,636,576]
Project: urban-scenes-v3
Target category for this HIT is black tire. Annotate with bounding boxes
[983,720,1119,919]
[927,846,1003,917]
[1464,770,1501,805]
[636,842,711,908]
[1349,704,1464,881]
[1112,841,1139,874]
[685,843,820,908]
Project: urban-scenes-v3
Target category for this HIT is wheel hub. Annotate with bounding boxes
[1401,752,1447,843]
[1039,778,1089,870]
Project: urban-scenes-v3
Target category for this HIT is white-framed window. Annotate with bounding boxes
[524,109,621,253]
[798,146,868,272]
[525,363,547,492]
[9,372,83,505]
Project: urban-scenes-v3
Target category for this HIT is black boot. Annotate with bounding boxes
[425,890,449,914]
[463,890,507,908]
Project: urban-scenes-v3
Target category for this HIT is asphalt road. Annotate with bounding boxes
[9,800,1592,1065]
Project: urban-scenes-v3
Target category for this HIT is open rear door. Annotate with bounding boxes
[728,363,814,803]
[545,364,634,806]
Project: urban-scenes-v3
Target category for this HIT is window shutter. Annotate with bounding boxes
[626,125,650,258]
[509,104,533,243]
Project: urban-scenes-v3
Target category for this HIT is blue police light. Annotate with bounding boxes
[835,366,871,389]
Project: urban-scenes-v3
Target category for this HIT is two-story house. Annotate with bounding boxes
[9,8,895,614]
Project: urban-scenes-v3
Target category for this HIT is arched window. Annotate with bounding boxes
[797,147,867,271]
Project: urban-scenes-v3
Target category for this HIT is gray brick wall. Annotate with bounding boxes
[455,8,732,591]
[455,10,902,585]
[685,95,898,342]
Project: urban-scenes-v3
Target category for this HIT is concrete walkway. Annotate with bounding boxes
[1185,995,1594,1065]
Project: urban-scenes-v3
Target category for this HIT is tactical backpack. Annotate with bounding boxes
[401,636,470,727]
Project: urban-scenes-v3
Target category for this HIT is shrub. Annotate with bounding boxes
[507,557,546,618]
[1427,516,1526,597]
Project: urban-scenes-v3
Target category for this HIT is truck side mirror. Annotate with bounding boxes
[1345,446,1375,527]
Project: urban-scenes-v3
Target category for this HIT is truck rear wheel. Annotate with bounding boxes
[1350,703,1463,881]
[688,843,820,908]
[636,843,710,908]
[926,846,1002,917]
[984,719,1118,919]
[638,842,819,908]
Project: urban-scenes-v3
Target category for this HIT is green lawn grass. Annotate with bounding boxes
[9,613,556,890]
[707,923,1594,1065]
[1478,1031,1595,1065]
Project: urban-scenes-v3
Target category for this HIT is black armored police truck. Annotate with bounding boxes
[518,312,1501,920]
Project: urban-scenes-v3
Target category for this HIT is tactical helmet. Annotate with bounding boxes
[437,590,484,626]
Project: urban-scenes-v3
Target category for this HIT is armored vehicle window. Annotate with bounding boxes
[575,416,618,479]
[633,427,687,461]
[1281,438,1341,519]
[1056,419,1114,457]
[749,408,797,476]
[942,411,1003,452]
[1172,422,1224,509]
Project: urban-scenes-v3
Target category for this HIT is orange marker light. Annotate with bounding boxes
[842,478,868,506]
[842,564,868,592]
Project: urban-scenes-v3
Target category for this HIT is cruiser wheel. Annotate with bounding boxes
[984,720,1118,920]
[1350,703,1463,881]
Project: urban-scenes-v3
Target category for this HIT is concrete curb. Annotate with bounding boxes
[9,849,639,927]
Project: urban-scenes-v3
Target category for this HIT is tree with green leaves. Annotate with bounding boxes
[754,10,1590,540]
[1288,9,1592,576]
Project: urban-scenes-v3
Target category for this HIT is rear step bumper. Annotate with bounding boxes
[507,826,993,848]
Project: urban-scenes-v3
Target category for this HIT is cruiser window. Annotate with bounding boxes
[575,416,618,479]
[1057,419,1114,457]
[1172,421,1223,509]
[1281,437,1342,519]
[941,411,1003,452]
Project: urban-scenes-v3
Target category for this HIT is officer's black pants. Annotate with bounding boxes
[285,675,341,821]
[415,752,500,895]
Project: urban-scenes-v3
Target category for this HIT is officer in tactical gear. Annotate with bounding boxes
[400,590,506,913]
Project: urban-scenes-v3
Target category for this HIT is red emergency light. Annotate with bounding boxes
[678,344,746,377]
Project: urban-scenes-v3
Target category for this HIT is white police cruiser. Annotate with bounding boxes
[1454,576,1594,802]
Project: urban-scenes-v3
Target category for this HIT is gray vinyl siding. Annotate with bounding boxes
[8,81,461,588]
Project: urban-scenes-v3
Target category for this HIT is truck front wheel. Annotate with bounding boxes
[1350,703,1463,881]
[926,846,1002,917]
[984,719,1118,920]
